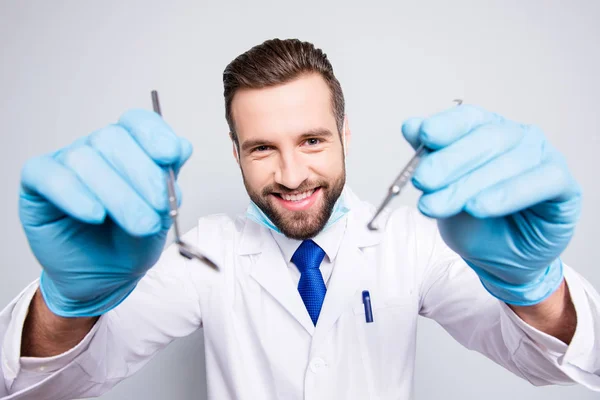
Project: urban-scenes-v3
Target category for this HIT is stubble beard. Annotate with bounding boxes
[243,170,346,240]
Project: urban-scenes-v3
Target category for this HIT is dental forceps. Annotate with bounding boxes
[367,99,463,230]
[151,90,219,270]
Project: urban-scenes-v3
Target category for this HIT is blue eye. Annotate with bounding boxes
[306,138,320,145]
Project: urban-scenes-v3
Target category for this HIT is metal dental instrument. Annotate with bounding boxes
[367,99,463,231]
[151,90,219,270]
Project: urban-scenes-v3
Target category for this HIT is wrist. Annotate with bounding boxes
[509,279,577,344]
[21,288,98,357]
[473,258,564,306]
[40,270,142,317]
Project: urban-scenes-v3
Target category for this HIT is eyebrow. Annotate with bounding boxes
[240,128,335,153]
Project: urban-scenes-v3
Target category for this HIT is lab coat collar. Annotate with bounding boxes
[270,213,347,264]
[237,214,265,256]
[342,186,387,248]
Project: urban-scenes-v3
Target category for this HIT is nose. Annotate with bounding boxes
[274,150,309,190]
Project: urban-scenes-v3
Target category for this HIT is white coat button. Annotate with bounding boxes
[310,357,326,373]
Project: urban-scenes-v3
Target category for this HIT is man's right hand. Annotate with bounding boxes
[18,109,193,318]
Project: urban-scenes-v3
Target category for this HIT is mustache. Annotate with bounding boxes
[262,181,329,196]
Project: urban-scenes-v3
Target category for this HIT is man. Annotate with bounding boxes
[1,38,599,399]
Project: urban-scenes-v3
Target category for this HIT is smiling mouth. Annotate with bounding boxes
[271,187,322,211]
[274,188,317,202]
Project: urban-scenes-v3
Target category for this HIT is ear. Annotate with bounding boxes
[230,132,240,165]
[342,115,351,155]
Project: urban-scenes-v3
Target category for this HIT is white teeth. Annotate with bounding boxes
[281,189,315,202]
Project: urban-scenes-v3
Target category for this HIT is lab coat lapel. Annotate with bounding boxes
[242,221,316,336]
[310,195,384,353]
[310,228,364,351]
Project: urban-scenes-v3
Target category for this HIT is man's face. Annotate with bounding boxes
[231,73,349,240]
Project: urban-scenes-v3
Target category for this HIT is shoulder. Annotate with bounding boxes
[387,205,439,238]
[345,186,438,239]
[186,211,267,264]
[195,213,239,238]
[182,212,245,253]
[151,213,249,281]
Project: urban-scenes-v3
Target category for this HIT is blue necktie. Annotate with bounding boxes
[292,240,327,326]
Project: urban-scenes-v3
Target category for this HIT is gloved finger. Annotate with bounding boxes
[412,121,524,192]
[401,117,424,150]
[118,109,182,166]
[89,124,183,213]
[56,144,162,236]
[464,156,580,218]
[419,104,502,150]
[417,126,545,218]
[173,136,193,177]
[20,155,106,224]
[164,136,193,204]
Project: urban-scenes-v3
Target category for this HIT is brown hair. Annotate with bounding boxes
[223,38,345,147]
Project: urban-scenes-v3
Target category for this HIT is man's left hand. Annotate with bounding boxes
[401,104,582,306]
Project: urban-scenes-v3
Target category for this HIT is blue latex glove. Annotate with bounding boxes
[19,109,192,317]
[402,104,582,306]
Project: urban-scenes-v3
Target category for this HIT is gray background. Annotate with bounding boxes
[1,0,599,399]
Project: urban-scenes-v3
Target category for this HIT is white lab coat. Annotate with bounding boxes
[1,188,599,399]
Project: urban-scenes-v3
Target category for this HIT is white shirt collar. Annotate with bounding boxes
[270,214,348,264]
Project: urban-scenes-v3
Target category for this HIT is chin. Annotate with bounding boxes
[276,212,328,240]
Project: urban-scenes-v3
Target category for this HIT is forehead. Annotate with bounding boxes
[231,73,337,141]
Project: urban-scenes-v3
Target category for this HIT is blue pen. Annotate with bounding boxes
[362,290,374,323]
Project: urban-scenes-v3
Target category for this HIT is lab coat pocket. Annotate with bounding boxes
[351,295,411,316]
[352,294,417,398]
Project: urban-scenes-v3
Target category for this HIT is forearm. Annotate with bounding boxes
[21,288,98,357]
[509,279,577,345]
